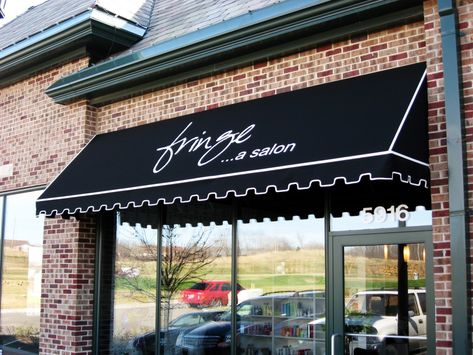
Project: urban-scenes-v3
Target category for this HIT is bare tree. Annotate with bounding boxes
[115,224,222,331]
[160,226,221,326]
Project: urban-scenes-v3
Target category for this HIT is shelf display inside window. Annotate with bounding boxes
[238,291,326,355]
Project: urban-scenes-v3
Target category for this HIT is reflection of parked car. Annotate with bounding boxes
[126,310,224,355]
[326,289,427,354]
[180,281,243,307]
[176,291,325,355]
[344,289,427,354]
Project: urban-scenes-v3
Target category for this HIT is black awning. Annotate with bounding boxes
[37,63,429,216]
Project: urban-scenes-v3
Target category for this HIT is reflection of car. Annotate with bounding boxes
[126,310,224,355]
[180,281,244,307]
[344,289,427,354]
[176,291,326,355]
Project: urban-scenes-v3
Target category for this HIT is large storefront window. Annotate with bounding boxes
[0,190,44,354]
[99,192,432,355]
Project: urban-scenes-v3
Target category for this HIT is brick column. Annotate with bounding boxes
[423,0,473,353]
[423,1,453,352]
[39,216,97,355]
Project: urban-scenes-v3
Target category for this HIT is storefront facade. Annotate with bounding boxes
[0,0,471,354]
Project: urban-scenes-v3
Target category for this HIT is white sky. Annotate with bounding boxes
[1,0,47,27]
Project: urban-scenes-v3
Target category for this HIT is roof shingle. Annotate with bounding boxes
[0,0,284,55]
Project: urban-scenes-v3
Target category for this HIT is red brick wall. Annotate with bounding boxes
[0,58,95,190]
[96,22,426,132]
[423,2,453,353]
[0,57,99,354]
[40,216,96,355]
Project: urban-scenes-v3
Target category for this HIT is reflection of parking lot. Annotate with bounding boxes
[1,309,40,328]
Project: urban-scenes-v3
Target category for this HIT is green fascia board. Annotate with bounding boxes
[0,9,146,87]
[47,0,422,105]
[89,6,422,106]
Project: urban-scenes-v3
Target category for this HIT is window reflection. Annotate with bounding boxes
[237,216,326,355]
[164,222,232,355]
[1,190,44,354]
[343,243,427,355]
[406,207,432,227]
[113,222,157,354]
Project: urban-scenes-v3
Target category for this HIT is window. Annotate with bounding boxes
[0,190,45,354]
[96,187,431,355]
[417,292,426,314]
[237,215,326,354]
[408,294,419,316]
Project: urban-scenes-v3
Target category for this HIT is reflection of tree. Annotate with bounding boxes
[161,226,222,327]
[115,226,157,302]
[115,224,222,329]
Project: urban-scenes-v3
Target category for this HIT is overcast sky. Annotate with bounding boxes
[1,0,47,27]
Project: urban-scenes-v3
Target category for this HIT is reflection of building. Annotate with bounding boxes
[0,0,472,354]
[27,246,42,314]
[5,240,31,252]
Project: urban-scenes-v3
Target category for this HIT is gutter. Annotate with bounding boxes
[0,8,146,87]
[45,0,423,105]
[438,0,470,352]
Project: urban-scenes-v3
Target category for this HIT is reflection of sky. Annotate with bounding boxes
[238,215,324,249]
[164,224,232,246]
[117,223,158,246]
[117,207,431,246]
[4,190,45,246]
[118,221,233,247]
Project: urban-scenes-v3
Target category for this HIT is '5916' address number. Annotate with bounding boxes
[362,205,410,224]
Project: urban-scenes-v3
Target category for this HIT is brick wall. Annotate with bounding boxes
[0,57,99,354]
[96,22,426,132]
[423,2,453,353]
[40,216,96,355]
[0,58,94,190]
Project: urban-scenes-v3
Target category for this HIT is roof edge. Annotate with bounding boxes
[0,8,146,87]
[47,0,423,105]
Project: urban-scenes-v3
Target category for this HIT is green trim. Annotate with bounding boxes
[90,6,421,106]
[155,206,164,355]
[0,9,145,87]
[92,214,104,355]
[0,195,6,333]
[231,202,238,355]
[0,48,87,89]
[46,0,423,105]
[438,0,470,352]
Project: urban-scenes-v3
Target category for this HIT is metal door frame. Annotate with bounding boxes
[327,227,435,355]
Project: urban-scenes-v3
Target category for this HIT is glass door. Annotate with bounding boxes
[331,230,434,355]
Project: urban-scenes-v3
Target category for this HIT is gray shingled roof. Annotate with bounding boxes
[0,0,284,54]
[0,0,154,51]
[132,0,285,52]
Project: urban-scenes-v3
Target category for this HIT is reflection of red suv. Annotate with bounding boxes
[180,281,243,307]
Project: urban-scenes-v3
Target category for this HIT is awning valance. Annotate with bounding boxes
[37,63,429,216]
